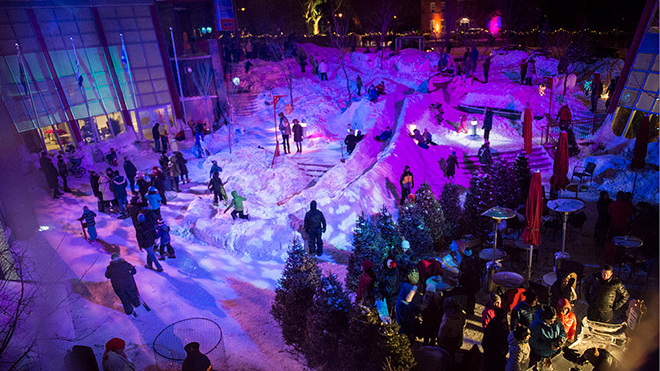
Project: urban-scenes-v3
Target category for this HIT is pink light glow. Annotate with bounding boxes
[488,15,502,35]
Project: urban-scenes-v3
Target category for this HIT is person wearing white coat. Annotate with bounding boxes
[318,60,328,81]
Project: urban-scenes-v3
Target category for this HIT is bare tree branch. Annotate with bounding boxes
[329,13,353,105]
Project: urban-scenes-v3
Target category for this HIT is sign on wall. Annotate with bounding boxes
[214,0,235,31]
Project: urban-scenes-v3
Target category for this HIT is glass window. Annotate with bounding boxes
[629,71,647,89]
[633,53,654,71]
[643,72,659,91]
[611,106,632,136]
[139,110,153,139]
[636,92,656,111]
[78,118,98,143]
[652,55,659,72]
[620,89,639,107]
[624,110,647,139]
[649,114,659,142]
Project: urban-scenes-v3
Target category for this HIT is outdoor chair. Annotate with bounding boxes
[572,162,596,185]
[568,211,587,235]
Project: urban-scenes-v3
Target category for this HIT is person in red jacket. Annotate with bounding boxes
[356,260,376,305]
[556,298,577,343]
[608,191,634,237]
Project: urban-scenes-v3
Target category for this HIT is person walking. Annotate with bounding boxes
[292,119,304,153]
[137,214,163,272]
[156,218,175,259]
[102,338,136,371]
[224,190,249,220]
[209,160,222,179]
[112,171,129,218]
[175,151,190,184]
[168,154,181,192]
[39,152,62,199]
[399,165,414,204]
[483,108,493,142]
[506,326,531,371]
[318,59,328,81]
[584,264,629,323]
[478,141,493,169]
[123,157,137,194]
[105,253,142,316]
[525,58,536,85]
[208,172,228,206]
[278,112,291,154]
[152,122,161,153]
[446,151,459,181]
[380,259,401,319]
[356,75,363,96]
[483,55,492,83]
[182,342,212,371]
[56,155,71,192]
[78,206,98,242]
[304,200,326,256]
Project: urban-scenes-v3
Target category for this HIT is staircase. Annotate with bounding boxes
[293,157,335,187]
[230,91,260,118]
[458,145,553,175]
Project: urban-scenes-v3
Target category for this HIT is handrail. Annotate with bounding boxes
[542,115,607,144]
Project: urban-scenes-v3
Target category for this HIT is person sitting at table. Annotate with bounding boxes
[584,264,629,323]
[511,289,539,331]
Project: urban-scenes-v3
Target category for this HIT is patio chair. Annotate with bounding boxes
[571,162,596,185]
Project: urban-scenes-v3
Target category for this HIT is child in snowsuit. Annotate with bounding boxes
[78,206,98,242]
[208,171,228,206]
[225,190,249,220]
[157,218,175,259]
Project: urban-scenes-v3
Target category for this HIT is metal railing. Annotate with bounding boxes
[542,114,607,145]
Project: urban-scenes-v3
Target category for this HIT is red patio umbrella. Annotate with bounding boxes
[631,115,650,170]
[523,107,533,154]
[550,131,570,191]
[522,171,542,280]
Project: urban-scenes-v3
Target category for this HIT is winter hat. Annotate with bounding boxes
[401,240,410,252]
[111,253,120,261]
[157,218,164,225]
[212,160,217,164]
[464,247,473,257]
[513,325,530,341]
[386,259,396,269]
[105,338,126,353]
[451,150,456,155]
[138,214,145,222]
[148,186,157,192]
[361,260,374,272]
[484,140,490,145]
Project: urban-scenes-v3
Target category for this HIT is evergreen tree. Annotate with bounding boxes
[398,202,433,256]
[270,239,321,352]
[514,152,532,205]
[440,182,463,240]
[346,213,386,292]
[373,206,403,250]
[379,319,416,371]
[461,170,496,239]
[414,182,449,249]
[305,274,351,370]
[491,158,520,209]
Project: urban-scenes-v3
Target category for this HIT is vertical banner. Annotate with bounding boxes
[214,0,236,31]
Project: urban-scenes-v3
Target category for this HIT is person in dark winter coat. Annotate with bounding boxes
[594,191,611,246]
[56,155,71,192]
[112,172,129,217]
[292,119,304,153]
[123,157,137,194]
[550,271,578,308]
[420,284,444,346]
[90,170,101,199]
[175,151,189,183]
[78,206,98,241]
[399,165,414,204]
[127,196,142,232]
[304,200,326,256]
[446,151,459,180]
[356,260,376,305]
[529,306,566,364]
[483,55,492,83]
[520,58,528,85]
[511,289,539,331]
[137,214,163,272]
[458,247,481,315]
[590,73,603,112]
[39,152,62,199]
[150,167,167,205]
[356,75,363,96]
[156,218,175,259]
[209,160,222,179]
[136,172,150,197]
[585,264,629,323]
[437,298,466,354]
[105,253,141,315]
[158,152,169,173]
[182,342,212,371]
[478,141,493,168]
[344,130,361,155]
[605,76,619,109]
[208,172,228,206]
[224,190,249,220]
[483,108,494,141]
[380,259,400,319]
[483,307,510,371]
[396,275,420,343]
[507,326,531,371]
[279,113,292,154]
[152,123,161,152]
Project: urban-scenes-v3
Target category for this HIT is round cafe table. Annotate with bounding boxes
[478,248,507,262]
[613,236,644,278]
[492,271,525,288]
[543,272,557,286]
[547,198,585,254]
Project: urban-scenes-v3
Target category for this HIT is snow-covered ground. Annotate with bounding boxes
[19,44,658,370]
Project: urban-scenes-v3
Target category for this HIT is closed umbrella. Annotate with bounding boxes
[631,115,650,196]
[523,107,533,154]
[522,171,542,280]
[550,131,570,192]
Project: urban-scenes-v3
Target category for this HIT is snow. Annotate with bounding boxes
[22,43,657,370]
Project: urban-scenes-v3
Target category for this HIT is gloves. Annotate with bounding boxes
[322,228,326,233]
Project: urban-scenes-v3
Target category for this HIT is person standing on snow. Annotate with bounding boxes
[209,160,222,179]
[105,253,142,316]
[123,157,137,194]
[318,59,328,81]
[483,55,492,83]
[150,167,167,205]
[99,171,115,213]
[78,206,98,242]
[304,200,326,256]
[590,73,603,112]
[152,122,161,153]
[225,190,249,220]
[156,218,175,259]
[445,151,459,181]
[168,154,181,193]
[56,155,71,192]
[136,214,163,272]
[483,107,494,142]
[278,112,292,154]
[39,152,62,199]
[478,141,493,169]
[145,186,162,220]
[112,171,129,218]
[520,58,528,85]
[292,119,304,153]
[175,151,190,184]
[399,165,414,204]
[525,58,536,85]
[356,75,363,96]
[102,337,136,371]
[208,171,227,206]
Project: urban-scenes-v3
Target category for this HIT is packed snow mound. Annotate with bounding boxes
[393,49,433,74]
[350,51,378,70]
[460,92,523,111]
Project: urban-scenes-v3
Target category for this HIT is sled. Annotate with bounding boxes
[80,220,88,241]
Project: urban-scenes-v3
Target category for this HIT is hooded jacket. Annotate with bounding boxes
[228,190,246,211]
[157,224,171,244]
[506,331,530,371]
[105,259,137,293]
[511,300,539,331]
[168,156,181,177]
[529,311,566,357]
[145,188,162,210]
[175,152,188,174]
[356,260,376,303]
[113,175,128,199]
[293,121,303,142]
[556,298,577,341]
[123,160,137,179]
[304,200,326,232]
[79,209,97,226]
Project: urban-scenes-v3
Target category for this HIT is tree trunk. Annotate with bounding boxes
[289,81,294,109]
[341,59,351,104]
